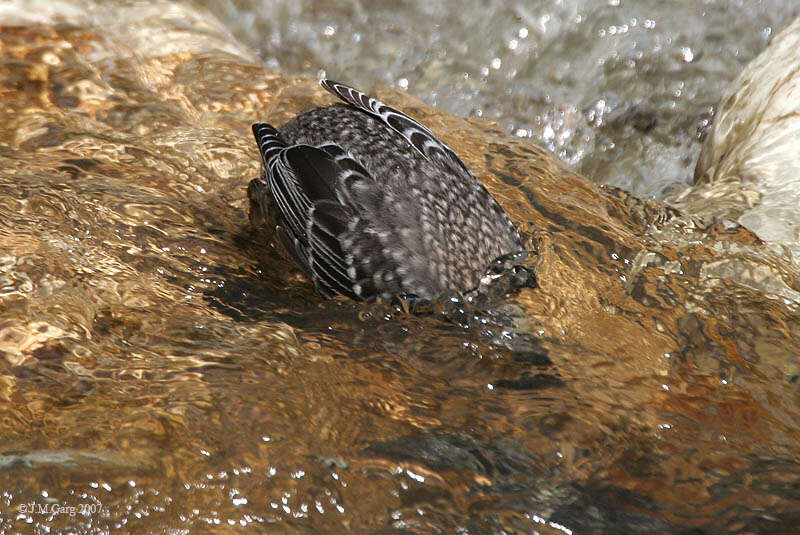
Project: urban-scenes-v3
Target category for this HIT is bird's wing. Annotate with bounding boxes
[320,79,471,177]
[252,122,373,299]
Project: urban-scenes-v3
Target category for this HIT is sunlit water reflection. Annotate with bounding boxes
[0,1,799,534]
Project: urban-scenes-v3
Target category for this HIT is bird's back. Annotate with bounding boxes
[250,81,522,301]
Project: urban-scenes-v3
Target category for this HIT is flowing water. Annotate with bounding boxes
[201,0,797,195]
[0,1,799,534]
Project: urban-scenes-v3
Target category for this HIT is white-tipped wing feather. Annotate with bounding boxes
[251,123,366,299]
[320,79,471,176]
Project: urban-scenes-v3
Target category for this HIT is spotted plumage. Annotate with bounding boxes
[249,80,522,302]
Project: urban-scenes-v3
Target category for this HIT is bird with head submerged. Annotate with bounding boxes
[249,80,524,302]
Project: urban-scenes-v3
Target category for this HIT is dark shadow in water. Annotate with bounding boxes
[364,433,536,480]
[204,227,322,321]
[212,226,541,336]
[552,485,707,535]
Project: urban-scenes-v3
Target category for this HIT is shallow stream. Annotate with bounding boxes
[1,1,799,534]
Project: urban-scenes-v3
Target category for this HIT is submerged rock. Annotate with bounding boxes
[0,2,799,534]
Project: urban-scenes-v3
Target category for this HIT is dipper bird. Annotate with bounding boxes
[249,79,522,302]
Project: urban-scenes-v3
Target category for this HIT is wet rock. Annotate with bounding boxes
[689,17,800,260]
[0,3,798,535]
